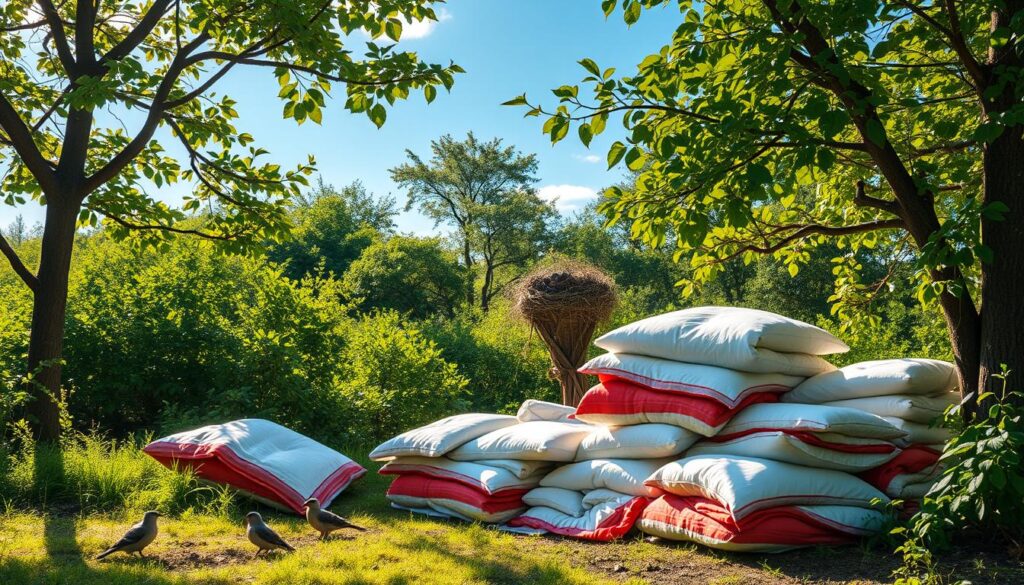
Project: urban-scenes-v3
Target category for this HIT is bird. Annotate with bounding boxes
[303,497,366,540]
[244,511,295,557]
[95,510,161,560]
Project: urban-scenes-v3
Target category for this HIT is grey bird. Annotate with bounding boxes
[245,511,295,557]
[303,498,366,540]
[95,511,161,560]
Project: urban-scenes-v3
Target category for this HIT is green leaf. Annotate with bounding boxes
[601,0,618,17]
[369,103,387,128]
[973,122,1004,143]
[624,147,644,171]
[385,19,403,42]
[424,85,437,104]
[502,94,528,107]
[607,141,627,168]
[579,58,601,77]
[578,123,593,147]
[865,119,887,147]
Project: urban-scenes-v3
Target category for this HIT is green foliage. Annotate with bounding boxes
[894,369,1024,582]
[334,311,468,440]
[269,179,398,281]
[423,303,560,414]
[512,1,1013,333]
[343,234,466,318]
[0,431,235,516]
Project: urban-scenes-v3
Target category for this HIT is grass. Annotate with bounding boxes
[0,436,1020,585]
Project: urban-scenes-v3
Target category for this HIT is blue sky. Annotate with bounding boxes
[2,0,680,235]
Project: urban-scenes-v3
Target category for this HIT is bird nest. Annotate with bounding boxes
[512,261,618,325]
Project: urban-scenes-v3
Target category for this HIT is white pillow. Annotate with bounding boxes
[715,403,907,440]
[517,400,578,423]
[686,432,900,472]
[594,306,846,375]
[378,457,547,495]
[645,455,888,519]
[540,458,670,497]
[369,413,518,460]
[522,487,585,517]
[576,423,699,461]
[882,417,953,446]
[509,490,647,541]
[821,393,957,424]
[144,418,365,514]
[474,459,554,479]
[638,496,885,552]
[783,359,957,403]
[579,353,803,408]
[448,421,595,462]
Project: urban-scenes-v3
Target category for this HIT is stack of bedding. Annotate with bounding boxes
[370,306,958,552]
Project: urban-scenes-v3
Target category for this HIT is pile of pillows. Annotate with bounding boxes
[371,306,958,552]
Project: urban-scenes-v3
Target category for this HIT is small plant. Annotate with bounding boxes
[893,367,1024,583]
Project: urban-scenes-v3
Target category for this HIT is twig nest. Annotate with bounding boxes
[512,261,618,324]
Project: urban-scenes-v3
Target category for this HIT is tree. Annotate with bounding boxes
[342,234,466,318]
[269,179,398,280]
[470,189,558,311]
[390,133,539,307]
[0,0,460,441]
[514,0,1024,415]
[3,215,28,246]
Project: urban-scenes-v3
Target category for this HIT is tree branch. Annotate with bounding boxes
[0,231,38,292]
[853,180,901,215]
[37,0,76,74]
[714,218,906,262]
[88,205,252,242]
[0,92,59,193]
[100,0,173,64]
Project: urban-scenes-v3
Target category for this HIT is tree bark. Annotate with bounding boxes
[461,234,474,307]
[480,259,493,312]
[25,200,79,442]
[978,128,1024,407]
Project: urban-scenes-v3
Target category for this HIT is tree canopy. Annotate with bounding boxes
[514,0,1024,412]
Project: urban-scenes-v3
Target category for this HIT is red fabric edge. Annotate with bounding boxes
[858,445,942,491]
[378,464,527,496]
[709,429,898,454]
[576,366,792,406]
[508,497,651,541]
[575,381,779,427]
[144,441,362,514]
[386,474,528,513]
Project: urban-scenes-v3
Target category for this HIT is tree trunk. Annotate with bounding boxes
[480,259,493,312]
[25,200,79,442]
[461,236,474,307]
[978,127,1024,407]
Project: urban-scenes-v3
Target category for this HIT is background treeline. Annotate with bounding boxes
[0,142,951,448]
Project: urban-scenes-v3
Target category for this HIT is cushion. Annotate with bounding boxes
[508,490,650,541]
[645,455,888,519]
[638,495,885,552]
[369,413,519,461]
[144,419,365,514]
[594,307,846,375]
[579,353,801,408]
[540,458,669,498]
[473,459,554,479]
[858,446,943,498]
[576,423,699,461]
[385,475,527,523]
[448,421,595,462]
[517,400,578,423]
[714,403,907,440]
[881,417,953,446]
[378,457,547,495]
[821,393,958,424]
[783,359,958,404]
[686,432,900,472]
[522,487,586,517]
[573,380,778,436]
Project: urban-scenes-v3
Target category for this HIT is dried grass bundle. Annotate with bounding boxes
[512,261,618,406]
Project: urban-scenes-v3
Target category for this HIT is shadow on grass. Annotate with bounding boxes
[0,446,222,585]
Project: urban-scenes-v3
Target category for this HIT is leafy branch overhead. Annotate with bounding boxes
[509,0,1018,334]
[0,0,462,255]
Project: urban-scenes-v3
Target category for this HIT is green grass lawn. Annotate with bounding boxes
[1,440,1020,584]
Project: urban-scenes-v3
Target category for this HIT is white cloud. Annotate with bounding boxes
[537,184,599,214]
[402,8,452,40]
[573,153,602,164]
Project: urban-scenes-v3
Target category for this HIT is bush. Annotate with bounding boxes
[335,311,469,440]
[423,302,560,414]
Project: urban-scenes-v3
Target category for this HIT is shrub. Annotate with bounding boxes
[893,370,1024,583]
[423,302,560,414]
[335,311,469,440]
